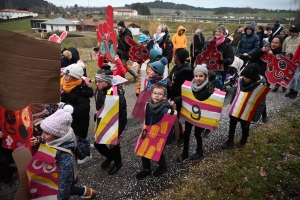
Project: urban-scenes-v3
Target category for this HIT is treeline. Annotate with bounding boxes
[131,3,151,15]
[0,0,57,13]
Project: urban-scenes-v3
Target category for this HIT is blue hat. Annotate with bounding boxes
[150,57,168,75]
[138,34,148,43]
[149,49,162,63]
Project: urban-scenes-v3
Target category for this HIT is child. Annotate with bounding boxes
[60,64,94,165]
[222,63,267,149]
[177,64,215,162]
[146,57,168,90]
[94,67,127,175]
[136,83,170,180]
[135,48,163,96]
[40,109,96,199]
[138,34,149,48]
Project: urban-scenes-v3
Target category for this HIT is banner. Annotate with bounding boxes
[96,5,117,61]
[112,75,128,86]
[124,36,150,63]
[0,105,33,151]
[195,40,223,71]
[26,144,59,199]
[180,81,226,130]
[260,53,297,88]
[228,79,271,122]
[132,89,153,120]
[135,114,176,161]
[94,86,119,145]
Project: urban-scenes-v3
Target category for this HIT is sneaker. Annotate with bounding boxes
[202,129,211,138]
[108,162,122,175]
[262,116,268,123]
[191,150,204,160]
[90,143,94,149]
[153,166,168,177]
[290,91,298,99]
[285,89,294,97]
[236,140,247,148]
[221,141,235,150]
[81,186,97,199]
[136,169,152,180]
[78,154,93,165]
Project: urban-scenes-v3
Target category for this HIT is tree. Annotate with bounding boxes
[131,3,151,15]
[74,4,78,9]
[174,10,181,16]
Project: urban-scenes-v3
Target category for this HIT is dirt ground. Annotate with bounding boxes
[0,80,295,200]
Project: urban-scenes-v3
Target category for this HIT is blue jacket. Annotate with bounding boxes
[237,24,260,56]
[146,78,168,91]
[145,101,170,126]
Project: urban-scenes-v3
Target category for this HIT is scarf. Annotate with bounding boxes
[210,36,226,46]
[153,32,165,52]
[191,78,209,92]
[47,129,73,147]
[148,98,167,115]
[60,76,82,93]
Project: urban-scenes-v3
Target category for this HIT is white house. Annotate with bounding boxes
[113,9,138,17]
[0,9,38,20]
[42,17,77,32]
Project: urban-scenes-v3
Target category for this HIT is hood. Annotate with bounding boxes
[245,24,255,33]
[177,26,186,34]
[150,48,162,63]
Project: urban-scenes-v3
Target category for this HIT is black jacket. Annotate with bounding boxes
[193,81,214,101]
[95,85,127,134]
[61,80,93,138]
[147,34,173,63]
[270,26,283,42]
[117,28,132,61]
[190,34,205,57]
[216,38,234,70]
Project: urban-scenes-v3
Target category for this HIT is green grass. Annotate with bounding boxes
[0,18,32,32]
[156,106,300,199]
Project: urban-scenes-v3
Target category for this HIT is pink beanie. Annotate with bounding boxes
[40,109,72,138]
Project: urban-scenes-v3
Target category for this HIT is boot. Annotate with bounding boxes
[236,137,248,148]
[101,158,113,169]
[290,91,298,99]
[176,150,188,162]
[191,149,204,160]
[108,162,122,175]
[221,140,235,150]
[285,89,294,97]
[153,165,168,177]
[81,186,97,199]
[136,169,152,180]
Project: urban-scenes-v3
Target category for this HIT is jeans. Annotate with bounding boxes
[290,63,300,92]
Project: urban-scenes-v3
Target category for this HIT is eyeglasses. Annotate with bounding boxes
[152,92,165,97]
[95,80,105,85]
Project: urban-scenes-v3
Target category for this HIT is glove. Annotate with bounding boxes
[63,105,74,114]
[218,59,227,64]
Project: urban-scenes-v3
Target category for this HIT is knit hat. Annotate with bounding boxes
[274,21,280,27]
[289,27,299,33]
[64,64,84,79]
[149,48,162,63]
[150,57,168,75]
[194,64,208,76]
[40,109,73,138]
[241,63,259,80]
[117,21,125,28]
[138,34,149,43]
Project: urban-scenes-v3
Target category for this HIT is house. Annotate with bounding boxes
[0,9,38,20]
[113,9,138,17]
[41,17,77,32]
[30,19,48,33]
[76,18,101,32]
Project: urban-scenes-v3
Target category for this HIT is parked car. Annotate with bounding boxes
[229,16,235,18]
[223,16,228,18]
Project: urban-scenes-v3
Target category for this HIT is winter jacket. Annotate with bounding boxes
[231,30,243,47]
[95,84,127,134]
[230,76,267,122]
[190,33,205,58]
[172,26,187,51]
[270,26,283,42]
[117,28,132,61]
[68,47,80,64]
[192,81,214,101]
[145,101,170,126]
[167,62,194,99]
[60,80,93,139]
[147,34,173,63]
[237,24,260,56]
[112,59,127,77]
[256,31,268,48]
[146,78,168,91]
[291,44,300,64]
[282,35,300,55]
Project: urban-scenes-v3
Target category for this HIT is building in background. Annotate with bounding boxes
[113,9,138,17]
[0,9,38,20]
[41,17,77,32]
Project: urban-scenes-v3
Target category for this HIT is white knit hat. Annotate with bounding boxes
[64,64,84,79]
[40,109,73,138]
[194,64,208,76]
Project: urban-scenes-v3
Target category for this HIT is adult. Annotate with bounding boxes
[236,24,260,63]
[256,26,267,48]
[282,27,300,55]
[250,35,285,122]
[117,21,137,81]
[263,27,272,45]
[190,29,205,67]
[206,25,234,84]
[172,26,187,51]
[269,21,283,42]
[147,24,173,64]
[280,29,289,40]
[231,26,244,53]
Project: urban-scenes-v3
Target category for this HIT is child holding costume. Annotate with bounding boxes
[136,83,170,180]
[177,64,215,162]
[94,67,127,175]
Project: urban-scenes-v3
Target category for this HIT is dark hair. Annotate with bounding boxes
[175,48,189,64]
[238,26,243,29]
[272,35,284,46]
[258,26,264,32]
[208,70,216,82]
[96,67,113,75]
[142,30,150,35]
[266,27,271,31]
[287,53,293,60]
[152,83,167,95]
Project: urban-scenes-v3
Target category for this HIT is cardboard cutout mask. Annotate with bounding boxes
[124,36,149,63]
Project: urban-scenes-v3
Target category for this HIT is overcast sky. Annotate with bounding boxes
[46,0,297,10]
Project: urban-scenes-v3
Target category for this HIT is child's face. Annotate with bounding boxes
[149,68,158,78]
[42,131,57,143]
[194,72,207,85]
[64,74,76,82]
[151,88,166,103]
[286,55,291,60]
[243,77,252,83]
[95,77,109,90]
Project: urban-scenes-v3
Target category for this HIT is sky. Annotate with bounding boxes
[45,0,297,10]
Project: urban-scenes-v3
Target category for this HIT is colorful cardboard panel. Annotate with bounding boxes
[140,62,149,92]
[180,81,226,130]
[132,89,153,121]
[124,36,150,63]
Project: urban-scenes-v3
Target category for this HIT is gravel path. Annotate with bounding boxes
[0,82,296,200]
